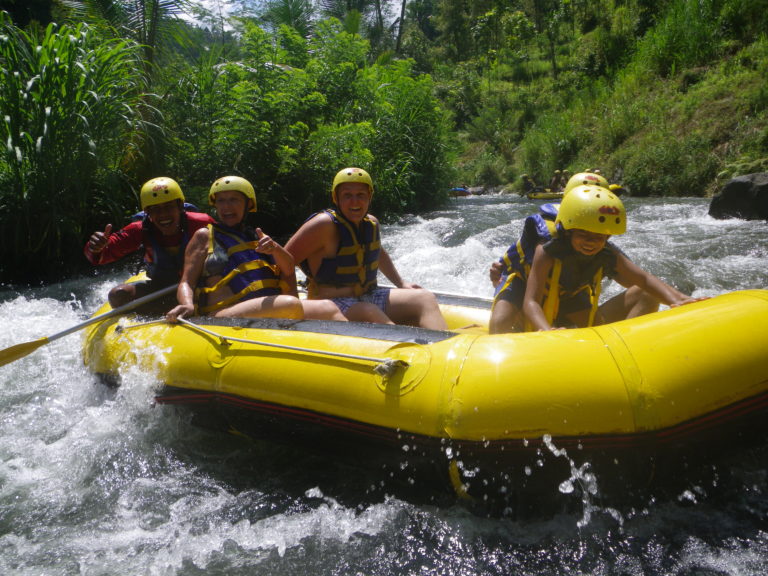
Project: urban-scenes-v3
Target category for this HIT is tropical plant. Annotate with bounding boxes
[0,13,150,281]
[355,59,454,213]
[260,0,314,38]
[317,0,395,55]
[60,0,192,70]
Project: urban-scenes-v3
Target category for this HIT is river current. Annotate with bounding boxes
[1,195,767,575]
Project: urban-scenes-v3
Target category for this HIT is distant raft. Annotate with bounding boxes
[82,284,768,500]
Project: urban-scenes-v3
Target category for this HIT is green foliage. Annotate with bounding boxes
[441,0,768,197]
[261,0,314,38]
[0,12,149,281]
[616,131,719,196]
[6,0,768,283]
[277,24,309,68]
[61,0,192,70]
[158,17,452,233]
[356,60,454,214]
[634,0,721,77]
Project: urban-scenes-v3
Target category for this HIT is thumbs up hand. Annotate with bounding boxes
[88,223,112,253]
[256,228,277,254]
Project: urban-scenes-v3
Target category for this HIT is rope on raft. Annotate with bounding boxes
[116,317,409,377]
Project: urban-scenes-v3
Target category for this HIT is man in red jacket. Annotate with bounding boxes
[84,177,215,309]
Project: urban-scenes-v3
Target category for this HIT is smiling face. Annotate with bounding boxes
[145,200,183,236]
[335,182,372,224]
[213,189,249,227]
[568,228,609,256]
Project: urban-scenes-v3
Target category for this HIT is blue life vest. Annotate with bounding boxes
[141,214,190,285]
[196,223,282,314]
[300,209,381,297]
[497,203,559,282]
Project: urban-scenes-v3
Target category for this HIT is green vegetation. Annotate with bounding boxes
[1,0,767,282]
[0,12,150,281]
[436,0,768,195]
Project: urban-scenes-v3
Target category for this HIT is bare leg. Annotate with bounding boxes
[597,286,660,324]
[301,299,347,321]
[386,288,447,330]
[345,302,394,324]
[489,300,524,334]
[213,295,304,319]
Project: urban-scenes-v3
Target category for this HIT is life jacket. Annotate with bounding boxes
[494,203,604,329]
[141,213,190,285]
[300,209,381,298]
[195,223,283,314]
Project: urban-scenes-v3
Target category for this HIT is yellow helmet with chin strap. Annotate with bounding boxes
[140,177,185,211]
[332,167,373,204]
[556,184,626,235]
[563,172,610,195]
[208,176,257,212]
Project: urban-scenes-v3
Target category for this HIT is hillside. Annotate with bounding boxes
[432,0,768,196]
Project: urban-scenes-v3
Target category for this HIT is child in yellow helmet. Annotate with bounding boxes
[489,185,701,333]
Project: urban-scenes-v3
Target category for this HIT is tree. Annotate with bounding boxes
[317,0,395,55]
[261,0,314,38]
[0,0,57,27]
[60,0,192,70]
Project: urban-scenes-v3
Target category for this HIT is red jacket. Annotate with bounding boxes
[84,211,215,267]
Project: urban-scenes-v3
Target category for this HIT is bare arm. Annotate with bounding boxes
[489,260,504,287]
[373,215,420,290]
[256,227,297,296]
[284,213,334,271]
[166,227,209,321]
[613,253,697,307]
[376,247,402,288]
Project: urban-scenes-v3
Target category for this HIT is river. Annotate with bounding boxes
[1,195,767,575]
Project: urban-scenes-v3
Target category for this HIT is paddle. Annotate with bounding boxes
[0,283,178,368]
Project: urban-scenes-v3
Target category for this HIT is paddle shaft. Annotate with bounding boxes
[378,283,493,303]
[0,283,177,368]
[47,283,178,343]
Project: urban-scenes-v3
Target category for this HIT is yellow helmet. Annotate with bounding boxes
[555,185,626,235]
[332,167,373,204]
[563,172,609,195]
[208,176,257,212]
[140,177,184,211]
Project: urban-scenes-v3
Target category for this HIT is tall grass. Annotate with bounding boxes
[631,0,721,77]
[0,12,149,281]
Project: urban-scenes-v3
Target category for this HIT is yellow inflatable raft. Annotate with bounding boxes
[82,288,768,499]
[527,190,563,200]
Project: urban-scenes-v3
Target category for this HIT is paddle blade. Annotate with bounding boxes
[0,337,49,368]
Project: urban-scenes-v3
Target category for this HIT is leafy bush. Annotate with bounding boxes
[158,18,452,234]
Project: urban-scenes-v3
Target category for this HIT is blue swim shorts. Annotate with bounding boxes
[332,287,392,314]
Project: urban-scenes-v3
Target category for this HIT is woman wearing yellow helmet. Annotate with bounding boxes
[166,176,345,322]
[489,185,700,333]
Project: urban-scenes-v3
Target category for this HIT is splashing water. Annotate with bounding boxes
[0,196,767,575]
